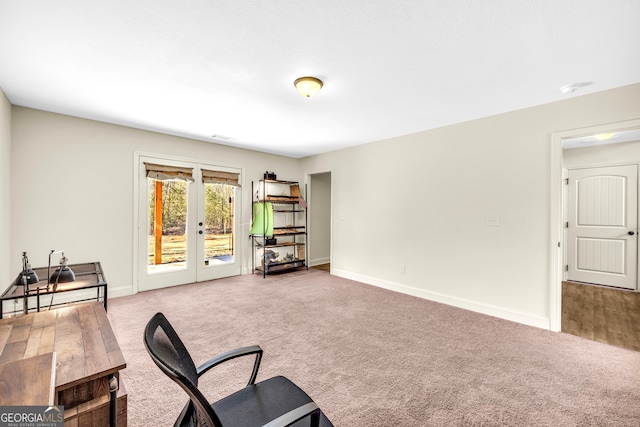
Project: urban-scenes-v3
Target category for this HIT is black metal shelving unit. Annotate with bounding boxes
[251,179,308,277]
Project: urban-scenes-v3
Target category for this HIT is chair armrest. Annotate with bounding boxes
[261,402,320,427]
[196,345,263,386]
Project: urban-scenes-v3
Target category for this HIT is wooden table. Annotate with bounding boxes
[0,302,127,426]
[0,352,56,406]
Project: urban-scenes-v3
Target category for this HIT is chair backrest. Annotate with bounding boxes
[144,312,222,427]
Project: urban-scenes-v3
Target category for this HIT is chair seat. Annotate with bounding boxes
[212,376,333,427]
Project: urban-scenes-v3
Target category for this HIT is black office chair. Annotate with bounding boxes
[143,312,334,427]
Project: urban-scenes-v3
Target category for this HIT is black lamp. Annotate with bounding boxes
[48,249,75,291]
[11,251,39,287]
[10,252,40,315]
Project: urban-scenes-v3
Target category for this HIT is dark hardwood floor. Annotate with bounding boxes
[312,263,330,272]
[562,281,640,352]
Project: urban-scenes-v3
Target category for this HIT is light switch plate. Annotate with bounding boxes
[485,215,500,226]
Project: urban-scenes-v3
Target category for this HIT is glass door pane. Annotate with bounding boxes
[203,183,235,266]
[147,179,189,273]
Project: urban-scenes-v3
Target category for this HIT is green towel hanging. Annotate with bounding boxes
[250,202,274,236]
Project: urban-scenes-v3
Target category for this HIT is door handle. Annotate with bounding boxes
[629,231,636,236]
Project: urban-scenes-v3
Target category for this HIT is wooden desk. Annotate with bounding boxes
[0,302,126,426]
[0,352,56,406]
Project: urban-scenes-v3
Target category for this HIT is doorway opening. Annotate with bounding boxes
[308,172,332,272]
[550,120,640,334]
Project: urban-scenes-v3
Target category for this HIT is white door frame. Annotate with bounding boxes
[133,151,244,294]
[549,118,640,331]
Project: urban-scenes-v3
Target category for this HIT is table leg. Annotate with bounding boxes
[109,374,118,427]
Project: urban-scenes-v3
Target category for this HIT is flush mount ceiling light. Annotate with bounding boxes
[294,76,323,98]
[560,81,593,94]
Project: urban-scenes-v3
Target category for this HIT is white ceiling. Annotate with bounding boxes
[1,1,639,158]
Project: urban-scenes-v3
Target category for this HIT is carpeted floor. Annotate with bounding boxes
[108,269,640,426]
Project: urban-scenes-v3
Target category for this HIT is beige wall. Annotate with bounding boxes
[8,83,640,329]
[10,107,299,296]
[300,83,640,328]
[0,89,10,286]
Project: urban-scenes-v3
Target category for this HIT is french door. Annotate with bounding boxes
[137,155,242,291]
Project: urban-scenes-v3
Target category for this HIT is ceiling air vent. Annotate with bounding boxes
[210,134,235,141]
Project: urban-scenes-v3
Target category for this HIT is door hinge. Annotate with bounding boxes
[564,178,569,185]
[565,265,569,272]
[565,222,569,228]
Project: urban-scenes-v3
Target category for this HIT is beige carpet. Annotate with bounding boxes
[108,269,640,426]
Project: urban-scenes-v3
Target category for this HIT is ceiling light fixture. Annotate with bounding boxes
[294,76,323,98]
[594,133,615,141]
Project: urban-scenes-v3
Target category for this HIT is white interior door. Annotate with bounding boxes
[137,156,241,291]
[566,165,638,289]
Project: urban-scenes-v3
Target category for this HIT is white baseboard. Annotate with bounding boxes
[309,257,330,267]
[109,285,135,299]
[332,269,550,330]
